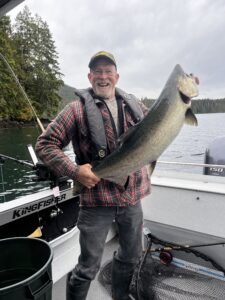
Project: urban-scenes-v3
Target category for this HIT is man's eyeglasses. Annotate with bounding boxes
[91,69,116,76]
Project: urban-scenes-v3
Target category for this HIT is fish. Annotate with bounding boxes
[92,64,198,186]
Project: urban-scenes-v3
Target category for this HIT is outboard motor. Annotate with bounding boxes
[204,136,225,176]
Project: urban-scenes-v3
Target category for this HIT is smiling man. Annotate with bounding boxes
[35,51,151,300]
[88,51,119,100]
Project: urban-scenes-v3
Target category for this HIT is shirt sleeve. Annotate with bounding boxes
[35,103,80,180]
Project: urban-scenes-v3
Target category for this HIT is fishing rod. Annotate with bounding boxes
[148,241,225,253]
[0,152,69,184]
[143,229,225,273]
[143,228,225,253]
[0,153,34,168]
[0,52,45,133]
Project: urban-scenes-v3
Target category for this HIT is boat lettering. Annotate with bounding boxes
[209,167,224,173]
[12,193,66,219]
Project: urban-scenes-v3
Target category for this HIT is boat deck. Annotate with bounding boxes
[52,229,225,300]
[52,236,118,300]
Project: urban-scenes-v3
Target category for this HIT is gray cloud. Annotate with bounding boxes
[9,0,225,99]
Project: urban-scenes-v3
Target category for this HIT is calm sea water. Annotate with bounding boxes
[156,113,225,173]
[0,113,225,202]
[0,126,48,202]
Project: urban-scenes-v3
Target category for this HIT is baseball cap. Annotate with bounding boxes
[88,51,117,69]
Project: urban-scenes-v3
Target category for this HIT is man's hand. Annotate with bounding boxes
[77,164,100,189]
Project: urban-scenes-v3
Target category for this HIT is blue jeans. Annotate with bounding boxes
[69,201,143,285]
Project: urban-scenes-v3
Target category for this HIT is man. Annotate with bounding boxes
[35,51,151,300]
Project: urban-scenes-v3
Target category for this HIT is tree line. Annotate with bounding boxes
[0,6,63,121]
[141,97,225,114]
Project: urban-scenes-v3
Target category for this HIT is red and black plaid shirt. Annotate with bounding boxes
[35,95,151,206]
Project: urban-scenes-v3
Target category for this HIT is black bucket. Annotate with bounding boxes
[0,237,53,300]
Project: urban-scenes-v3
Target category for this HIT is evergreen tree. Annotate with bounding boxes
[0,16,30,120]
[13,6,63,118]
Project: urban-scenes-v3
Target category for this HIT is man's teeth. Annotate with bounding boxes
[98,83,109,87]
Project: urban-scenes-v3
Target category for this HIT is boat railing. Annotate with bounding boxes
[158,160,225,169]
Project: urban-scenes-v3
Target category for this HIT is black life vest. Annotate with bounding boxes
[74,87,144,162]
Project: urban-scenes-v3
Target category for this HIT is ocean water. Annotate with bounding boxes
[0,113,225,202]
[156,113,225,173]
[0,126,48,202]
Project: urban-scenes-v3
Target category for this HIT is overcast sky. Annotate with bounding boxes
[8,0,225,99]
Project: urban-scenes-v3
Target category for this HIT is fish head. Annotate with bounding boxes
[161,64,198,126]
[174,65,199,126]
[176,64,199,105]
[162,64,199,107]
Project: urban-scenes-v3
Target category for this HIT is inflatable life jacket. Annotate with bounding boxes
[74,87,144,162]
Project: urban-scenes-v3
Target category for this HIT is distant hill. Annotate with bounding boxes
[142,97,225,114]
[58,84,77,110]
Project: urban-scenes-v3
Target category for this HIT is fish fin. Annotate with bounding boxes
[110,176,129,186]
[149,161,157,176]
[185,109,198,126]
[98,172,129,186]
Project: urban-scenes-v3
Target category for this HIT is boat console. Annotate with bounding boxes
[204,136,225,176]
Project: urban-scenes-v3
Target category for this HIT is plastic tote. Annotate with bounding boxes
[0,237,53,300]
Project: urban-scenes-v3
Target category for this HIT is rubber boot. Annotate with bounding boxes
[66,272,91,300]
[111,255,136,300]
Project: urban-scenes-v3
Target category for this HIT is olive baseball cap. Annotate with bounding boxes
[88,51,117,69]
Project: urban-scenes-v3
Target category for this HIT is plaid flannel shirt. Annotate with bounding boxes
[35,94,151,206]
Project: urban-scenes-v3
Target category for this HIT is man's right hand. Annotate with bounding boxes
[77,164,100,189]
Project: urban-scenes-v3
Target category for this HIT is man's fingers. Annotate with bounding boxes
[76,163,101,188]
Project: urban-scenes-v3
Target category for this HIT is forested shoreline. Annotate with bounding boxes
[0,6,63,123]
[142,97,225,114]
[1,84,225,129]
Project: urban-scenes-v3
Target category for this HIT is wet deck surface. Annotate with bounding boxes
[52,237,118,300]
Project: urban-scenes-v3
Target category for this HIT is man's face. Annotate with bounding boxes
[88,59,119,99]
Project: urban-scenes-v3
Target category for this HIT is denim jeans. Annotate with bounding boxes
[69,201,143,284]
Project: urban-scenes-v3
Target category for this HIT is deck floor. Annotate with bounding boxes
[52,237,118,300]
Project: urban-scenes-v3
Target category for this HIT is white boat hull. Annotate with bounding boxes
[142,171,225,269]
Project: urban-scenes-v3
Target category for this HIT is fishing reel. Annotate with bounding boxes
[33,161,71,191]
[33,161,54,181]
[26,144,70,189]
[159,251,173,266]
[143,227,173,266]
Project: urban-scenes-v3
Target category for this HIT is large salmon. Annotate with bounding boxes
[92,64,198,185]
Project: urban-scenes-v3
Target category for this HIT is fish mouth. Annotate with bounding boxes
[179,91,191,104]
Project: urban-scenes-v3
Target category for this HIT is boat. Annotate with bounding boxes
[1,2,225,298]
[1,137,225,299]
